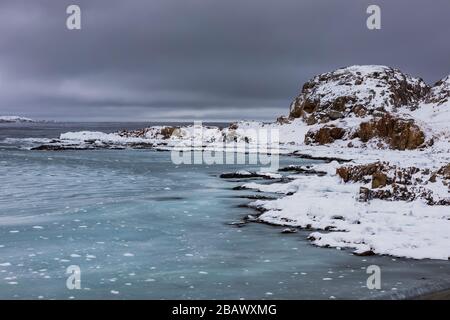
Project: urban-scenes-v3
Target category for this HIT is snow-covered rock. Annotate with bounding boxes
[281,66,450,152]
[289,65,429,123]
[426,75,450,105]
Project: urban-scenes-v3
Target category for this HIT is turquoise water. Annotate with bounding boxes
[0,123,449,299]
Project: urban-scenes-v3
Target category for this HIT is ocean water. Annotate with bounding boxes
[0,123,449,299]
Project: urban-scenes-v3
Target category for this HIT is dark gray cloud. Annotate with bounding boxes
[0,0,449,121]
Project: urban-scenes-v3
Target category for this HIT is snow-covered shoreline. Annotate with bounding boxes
[242,159,449,260]
[21,65,450,261]
[24,118,449,260]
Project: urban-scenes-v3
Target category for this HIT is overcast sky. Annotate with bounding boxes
[0,0,449,121]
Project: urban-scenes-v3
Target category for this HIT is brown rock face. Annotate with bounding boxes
[336,162,389,184]
[336,162,449,205]
[160,126,178,139]
[305,126,346,145]
[355,114,425,150]
[372,172,388,188]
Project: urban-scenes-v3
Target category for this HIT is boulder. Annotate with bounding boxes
[355,114,425,150]
[372,172,388,188]
[305,126,346,145]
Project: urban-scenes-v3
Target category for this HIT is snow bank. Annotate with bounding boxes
[246,163,450,260]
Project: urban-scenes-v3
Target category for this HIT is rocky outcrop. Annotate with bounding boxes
[354,114,425,150]
[426,76,450,105]
[285,65,447,150]
[289,65,429,122]
[304,114,426,150]
[337,162,450,205]
[305,125,346,145]
[118,126,180,139]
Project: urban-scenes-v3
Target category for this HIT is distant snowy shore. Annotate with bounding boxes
[26,65,450,260]
[0,116,36,123]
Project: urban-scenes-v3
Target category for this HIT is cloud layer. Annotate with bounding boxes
[0,0,449,121]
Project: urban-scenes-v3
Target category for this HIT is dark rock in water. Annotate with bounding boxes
[152,196,184,201]
[235,194,277,200]
[232,185,251,190]
[290,151,352,163]
[32,144,84,151]
[278,165,327,176]
[353,250,375,257]
[33,141,155,151]
[220,171,276,179]
[31,145,59,151]
[281,228,298,234]
[128,142,154,149]
[227,220,247,227]
[239,203,268,213]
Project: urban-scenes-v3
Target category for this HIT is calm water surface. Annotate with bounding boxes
[0,123,448,299]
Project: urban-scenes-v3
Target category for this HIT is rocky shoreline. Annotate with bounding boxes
[27,65,450,261]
